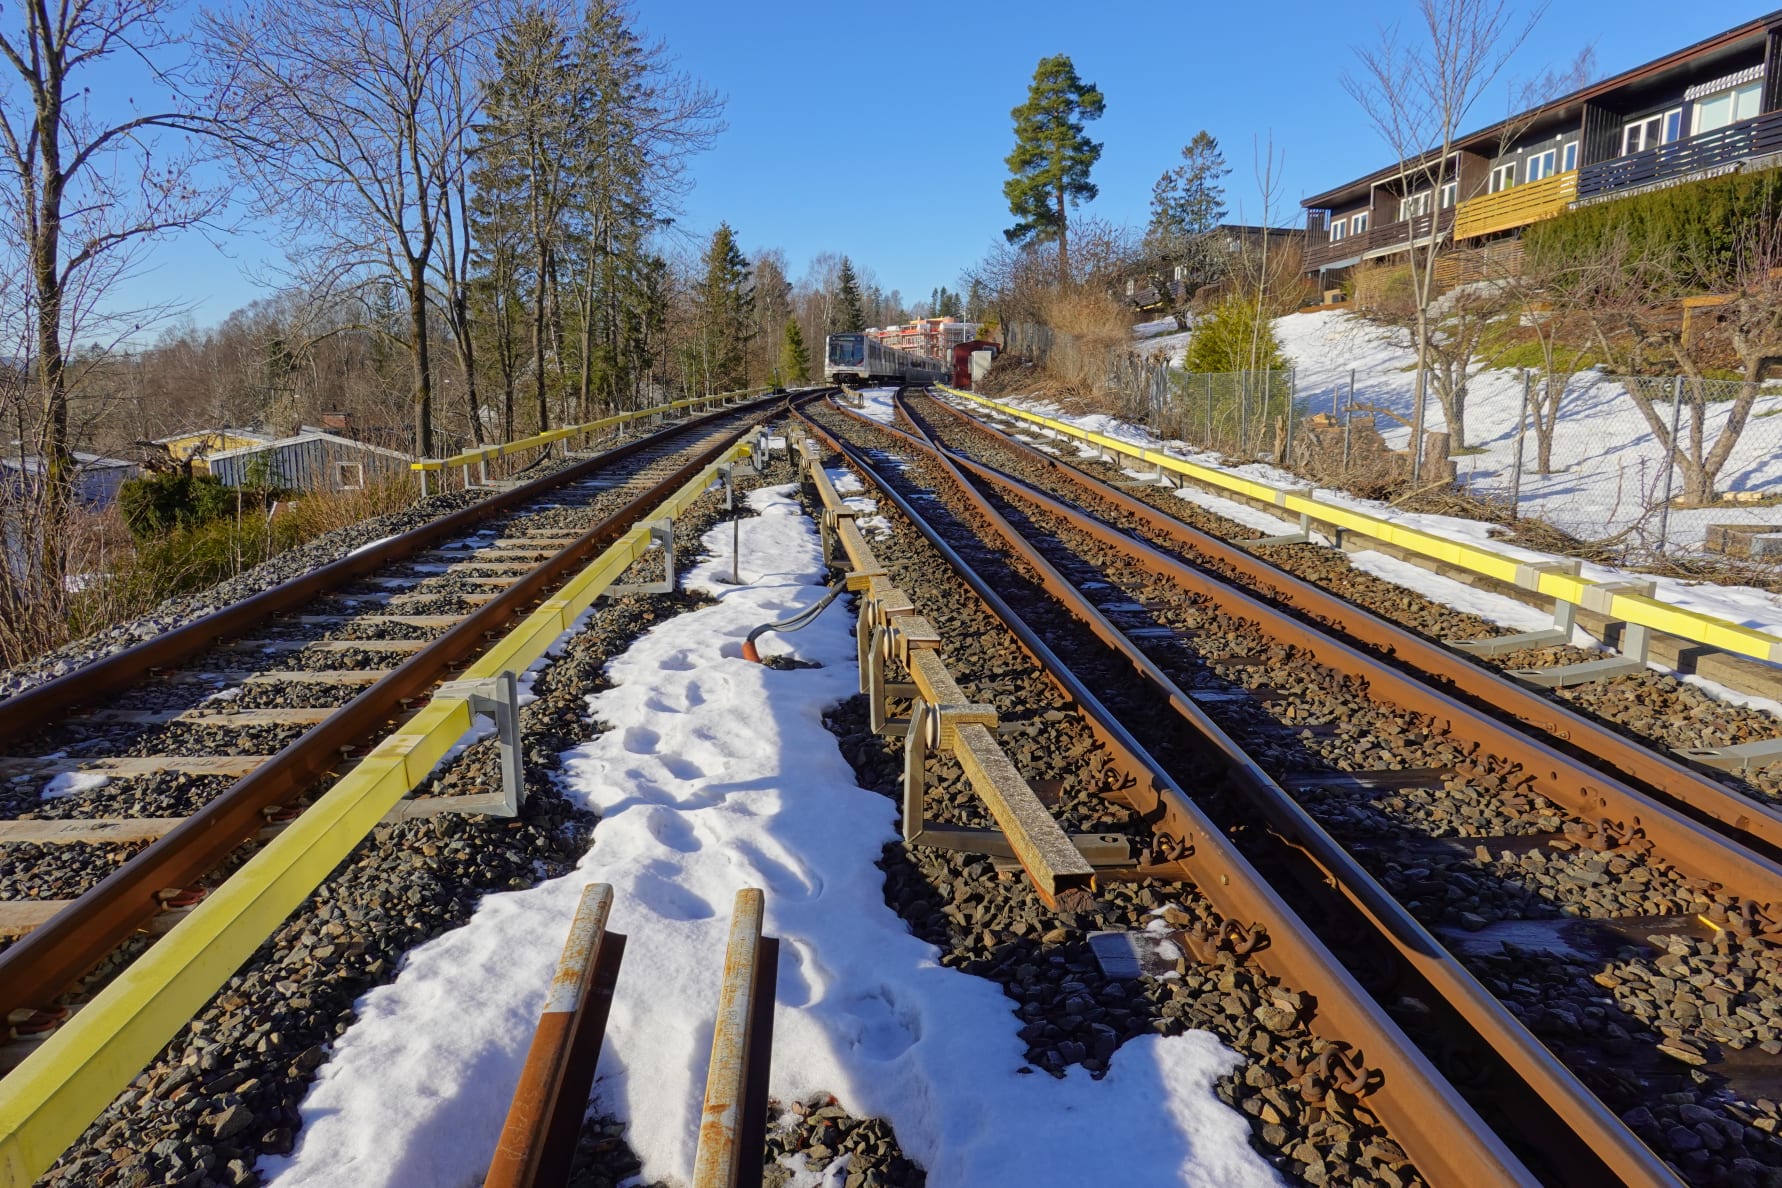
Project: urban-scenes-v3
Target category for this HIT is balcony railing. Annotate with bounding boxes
[1578,109,1782,200]
[1303,208,1455,270]
[1453,169,1578,239]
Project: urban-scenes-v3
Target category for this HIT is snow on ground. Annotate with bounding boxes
[1133,317,1193,367]
[853,386,900,426]
[264,485,1279,1188]
[963,396,1782,724]
[40,771,109,800]
[1272,310,1782,550]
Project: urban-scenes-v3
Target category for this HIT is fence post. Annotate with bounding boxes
[1509,369,1531,516]
[1655,375,1684,555]
[1283,369,1296,466]
[1205,372,1213,448]
[1239,371,1250,454]
[1342,369,1354,475]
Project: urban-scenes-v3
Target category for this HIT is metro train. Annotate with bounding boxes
[823,333,948,387]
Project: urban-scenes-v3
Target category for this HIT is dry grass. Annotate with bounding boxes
[1,475,423,671]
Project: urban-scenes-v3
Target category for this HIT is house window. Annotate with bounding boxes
[1694,81,1763,135]
[1352,211,1369,234]
[336,462,364,490]
[1623,107,1683,154]
[1526,149,1557,182]
[1399,191,1430,220]
[1561,141,1578,172]
[1173,264,1188,281]
[1439,180,1458,209]
[1490,162,1516,193]
[1329,218,1347,242]
[1125,278,1136,296]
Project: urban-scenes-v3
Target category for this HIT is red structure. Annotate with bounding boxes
[950,340,1000,390]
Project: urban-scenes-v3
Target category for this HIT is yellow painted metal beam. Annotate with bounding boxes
[943,386,1782,665]
[413,388,768,472]
[0,441,756,1188]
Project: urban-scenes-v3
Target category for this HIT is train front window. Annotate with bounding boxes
[828,335,865,366]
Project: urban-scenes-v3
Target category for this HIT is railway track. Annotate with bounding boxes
[0,393,792,1037]
[803,388,1782,1186]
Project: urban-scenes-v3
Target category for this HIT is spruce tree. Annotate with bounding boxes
[778,318,809,385]
[1149,132,1229,241]
[1144,130,1230,329]
[693,222,754,393]
[832,257,866,334]
[1003,55,1104,285]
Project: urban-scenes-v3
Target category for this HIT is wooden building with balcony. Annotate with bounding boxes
[1301,11,1782,291]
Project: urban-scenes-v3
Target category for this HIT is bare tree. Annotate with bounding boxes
[202,0,491,458]
[1345,0,1542,475]
[0,0,227,598]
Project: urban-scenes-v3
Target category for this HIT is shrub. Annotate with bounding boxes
[1523,167,1782,293]
[1183,292,1285,374]
[117,471,241,541]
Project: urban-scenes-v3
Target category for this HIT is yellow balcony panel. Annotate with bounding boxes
[1454,169,1577,239]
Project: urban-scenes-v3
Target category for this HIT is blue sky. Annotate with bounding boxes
[115,0,1770,329]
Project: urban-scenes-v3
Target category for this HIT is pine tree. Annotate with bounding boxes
[1003,55,1104,285]
[833,257,866,333]
[693,222,754,393]
[778,318,809,386]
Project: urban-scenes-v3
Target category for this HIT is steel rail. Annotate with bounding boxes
[0,406,786,1021]
[925,393,1782,861]
[792,403,1544,1188]
[861,393,1682,1186]
[0,392,793,745]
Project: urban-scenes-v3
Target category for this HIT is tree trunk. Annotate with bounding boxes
[407,256,434,457]
[31,101,70,597]
[533,240,549,434]
[1055,185,1070,286]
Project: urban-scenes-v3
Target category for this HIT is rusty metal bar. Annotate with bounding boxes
[0,417,781,1023]
[691,888,777,1188]
[799,401,1544,1187]
[487,883,627,1188]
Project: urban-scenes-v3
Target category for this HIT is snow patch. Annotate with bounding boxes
[264,484,1278,1188]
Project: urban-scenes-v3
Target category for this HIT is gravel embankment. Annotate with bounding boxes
[805,409,1428,1188]
[886,397,1782,1185]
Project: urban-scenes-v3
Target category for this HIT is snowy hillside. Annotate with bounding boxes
[1138,309,1782,552]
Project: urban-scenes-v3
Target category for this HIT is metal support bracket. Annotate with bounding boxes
[1244,511,1316,549]
[388,670,524,819]
[604,520,677,598]
[1447,560,1584,656]
[1505,579,1657,688]
[900,700,1131,866]
[1673,736,1782,776]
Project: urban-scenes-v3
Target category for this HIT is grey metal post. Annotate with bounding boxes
[1205,372,1213,447]
[1240,374,1254,459]
[1655,375,1685,555]
[1341,369,1354,474]
[1282,369,1296,465]
[1509,369,1531,515]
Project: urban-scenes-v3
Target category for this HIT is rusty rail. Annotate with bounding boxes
[0,405,787,1023]
[691,888,777,1188]
[920,393,1782,909]
[864,393,1686,1185]
[0,394,790,745]
[793,431,1097,905]
[795,400,1545,1187]
[487,884,627,1188]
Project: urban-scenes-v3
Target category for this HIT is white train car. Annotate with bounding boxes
[823,333,947,387]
